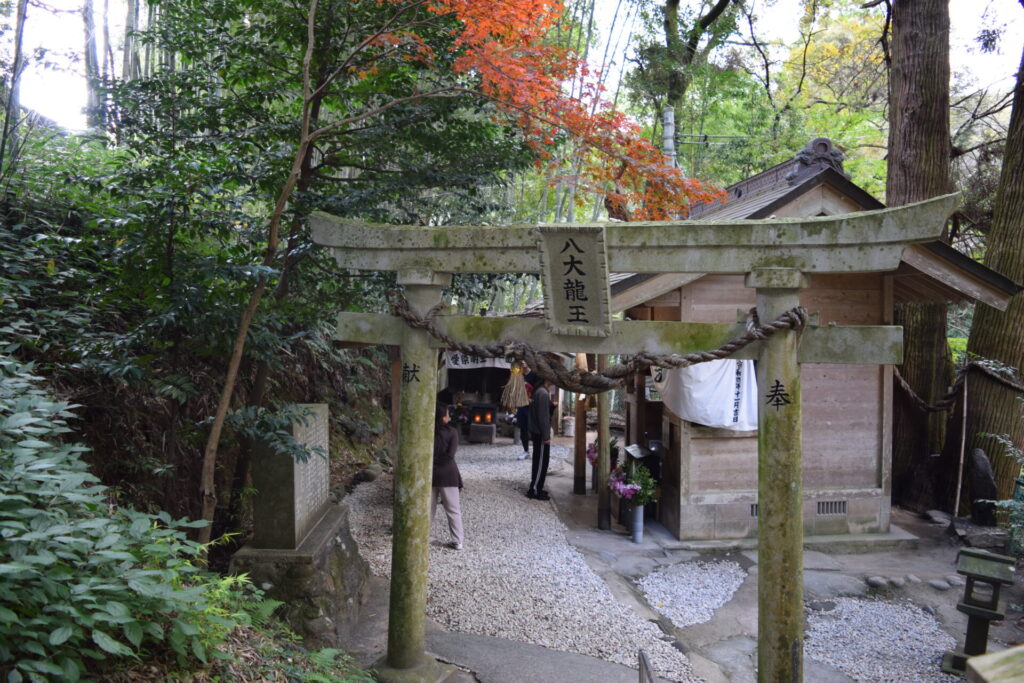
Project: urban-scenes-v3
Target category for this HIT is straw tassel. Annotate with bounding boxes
[501,360,529,411]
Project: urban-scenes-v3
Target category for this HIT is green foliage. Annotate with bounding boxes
[299,649,376,683]
[948,337,968,364]
[628,462,660,507]
[0,356,275,680]
[223,403,327,463]
[990,399,1024,557]
[0,0,539,523]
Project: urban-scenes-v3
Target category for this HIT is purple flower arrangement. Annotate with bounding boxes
[607,466,642,499]
[607,462,659,506]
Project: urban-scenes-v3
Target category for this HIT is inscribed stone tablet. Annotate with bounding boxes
[250,403,330,549]
[537,225,611,337]
[293,404,330,541]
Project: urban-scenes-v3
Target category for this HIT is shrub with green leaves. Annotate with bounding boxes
[991,397,1024,557]
[0,356,264,682]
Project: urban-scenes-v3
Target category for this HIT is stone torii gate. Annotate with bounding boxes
[312,194,957,683]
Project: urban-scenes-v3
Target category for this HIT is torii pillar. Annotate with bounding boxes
[749,267,806,681]
[374,272,456,683]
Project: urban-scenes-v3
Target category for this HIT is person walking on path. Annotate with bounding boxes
[527,377,554,500]
[515,382,533,460]
[432,402,464,550]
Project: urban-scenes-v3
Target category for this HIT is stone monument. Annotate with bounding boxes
[251,404,330,549]
[230,403,369,647]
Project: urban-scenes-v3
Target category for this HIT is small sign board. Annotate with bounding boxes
[445,351,511,370]
[537,225,611,337]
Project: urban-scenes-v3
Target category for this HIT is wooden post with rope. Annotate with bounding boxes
[598,354,611,530]
[574,353,589,495]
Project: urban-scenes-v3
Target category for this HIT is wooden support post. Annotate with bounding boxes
[597,354,611,530]
[377,277,453,683]
[747,268,806,683]
[388,346,401,448]
[574,353,588,495]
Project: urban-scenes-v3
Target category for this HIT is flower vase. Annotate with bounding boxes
[631,503,644,543]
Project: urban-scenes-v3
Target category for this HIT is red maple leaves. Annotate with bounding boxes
[393,0,724,219]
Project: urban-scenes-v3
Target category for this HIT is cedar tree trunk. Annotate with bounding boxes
[964,44,1024,501]
[888,0,954,510]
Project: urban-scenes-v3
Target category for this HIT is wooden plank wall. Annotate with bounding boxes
[657,273,886,493]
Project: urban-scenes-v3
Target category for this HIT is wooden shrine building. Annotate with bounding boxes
[619,138,1021,542]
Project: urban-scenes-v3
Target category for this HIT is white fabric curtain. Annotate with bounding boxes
[653,359,758,431]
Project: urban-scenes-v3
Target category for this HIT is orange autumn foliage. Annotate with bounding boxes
[374,0,723,219]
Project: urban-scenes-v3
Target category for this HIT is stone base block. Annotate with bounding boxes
[230,504,369,648]
[373,655,457,683]
[468,423,496,444]
[497,420,515,438]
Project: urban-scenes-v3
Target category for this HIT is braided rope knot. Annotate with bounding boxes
[385,292,808,395]
[896,360,1024,413]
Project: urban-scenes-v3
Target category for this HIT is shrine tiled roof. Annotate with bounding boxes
[519,138,1021,316]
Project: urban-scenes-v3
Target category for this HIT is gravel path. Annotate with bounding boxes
[637,560,746,628]
[805,597,959,682]
[346,441,699,682]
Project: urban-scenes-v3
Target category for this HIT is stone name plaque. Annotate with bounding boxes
[537,225,611,337]
[251,403,330,549]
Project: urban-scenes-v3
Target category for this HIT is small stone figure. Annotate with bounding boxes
[969,448,998,527]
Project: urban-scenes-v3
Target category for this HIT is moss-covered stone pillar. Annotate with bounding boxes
[597,354,611,530]
[376,274,453,683]
[746,268,806,683]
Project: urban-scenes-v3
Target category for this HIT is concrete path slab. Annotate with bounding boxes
[426,629,640,683]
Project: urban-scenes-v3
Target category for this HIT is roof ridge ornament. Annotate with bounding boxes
[786,137,849,185]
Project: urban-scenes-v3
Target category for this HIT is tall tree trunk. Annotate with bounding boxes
[84,0,103,128]
[122,0,141,81]
[103,0,114,80]
[663,0,733,122]
[143,3,156,78]
[888,0,954,510]
[963,44,1024,501]
[197,1,321,546]
[0,0,29,177]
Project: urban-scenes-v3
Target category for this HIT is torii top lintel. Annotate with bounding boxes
[311,194,958,276]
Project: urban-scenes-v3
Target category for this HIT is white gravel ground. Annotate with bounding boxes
[637,560,746,628]
[347,440,962,683]
[346,441,700,682]
[805,597,959,682]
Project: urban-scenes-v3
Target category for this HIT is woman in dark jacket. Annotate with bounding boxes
[432,402,464,550]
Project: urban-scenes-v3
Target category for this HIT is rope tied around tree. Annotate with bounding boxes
[895,361,1024,413]
[388,292,809,394]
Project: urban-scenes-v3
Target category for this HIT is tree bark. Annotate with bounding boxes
[888,0,954,510]
[197,1,320,546]
[84,0,104,128]
[122,0,140,81]
[964,44,1024,501]
[0,0,29,176]
[662,0,733,111]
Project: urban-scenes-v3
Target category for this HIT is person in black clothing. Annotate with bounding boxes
[431,402,464,549]
[527,377,554,500]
